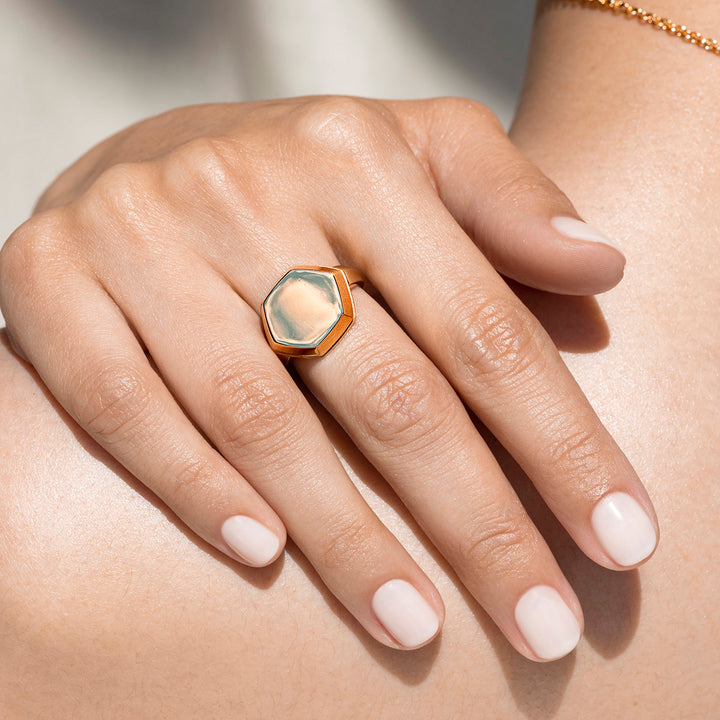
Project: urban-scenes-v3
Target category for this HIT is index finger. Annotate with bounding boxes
[318,139,658,572]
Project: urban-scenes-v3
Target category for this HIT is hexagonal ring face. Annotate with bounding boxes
[261,266,357,358]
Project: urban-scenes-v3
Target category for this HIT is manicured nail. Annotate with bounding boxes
[551,216,624,255]
[515,585,582,661]
[221,515,281,566]
[372,579,440,648]
[592,492,657,567]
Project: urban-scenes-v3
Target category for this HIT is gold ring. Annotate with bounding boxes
[261,265,364,358]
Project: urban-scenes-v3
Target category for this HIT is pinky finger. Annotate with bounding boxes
[6,271,287,568]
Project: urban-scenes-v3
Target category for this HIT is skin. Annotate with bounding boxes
[1,2,719,718]
[0,80,655,656]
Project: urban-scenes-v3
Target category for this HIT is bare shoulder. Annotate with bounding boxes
[0,327,718,719]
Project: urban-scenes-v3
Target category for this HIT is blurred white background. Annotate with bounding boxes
[0,0,535,322]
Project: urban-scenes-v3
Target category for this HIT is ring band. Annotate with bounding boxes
[261,265,364,358]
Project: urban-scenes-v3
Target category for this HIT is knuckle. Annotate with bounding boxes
[168,454,217,505]
[466,100,504,132]
[0,210,69,296]
[211,360,302,453]
[352,355,455,450]
[433,97,503,132]
[171,135,240,195]
[321,515,380,570]
[290,96,397,162]
[76,362,154,444]
[492,163,560,209]
[447,287,547,388]
[85,162,157,224]
[543,423,608,482]
[457,509,536,575]
[164,136,271,229]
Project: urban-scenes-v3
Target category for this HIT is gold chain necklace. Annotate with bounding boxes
[568,0,720,55]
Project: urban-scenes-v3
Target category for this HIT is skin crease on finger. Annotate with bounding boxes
[1,9,720,720]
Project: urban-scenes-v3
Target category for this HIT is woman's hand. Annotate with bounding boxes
[0,96,657,660]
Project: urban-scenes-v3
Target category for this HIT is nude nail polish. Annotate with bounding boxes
[592,492,658,567]
[515,585,582,661]
[372,579,440,648]
[221,515,281,566]
[551,216,624,255]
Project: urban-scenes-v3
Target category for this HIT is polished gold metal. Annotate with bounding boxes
[262,265,364,359]
[567,0,720,54]
[333,266,364,289]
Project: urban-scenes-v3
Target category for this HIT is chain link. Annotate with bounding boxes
[569,0,720,55]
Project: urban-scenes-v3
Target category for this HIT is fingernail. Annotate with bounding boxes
[515,585,582,661]
[221,515,281,566]
[372,579,440,648]
[592,492,658,567]
[551,216,624,255]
